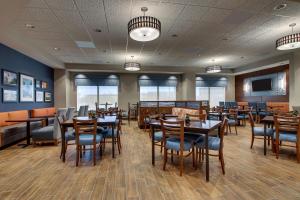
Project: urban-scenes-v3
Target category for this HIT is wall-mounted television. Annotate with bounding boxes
[252,79,272,92]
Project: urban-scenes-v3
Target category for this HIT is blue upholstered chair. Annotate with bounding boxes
[249,112,273,149]
[227,109,238,134]
[73,118,104,166]
[66,107,76,120]
[257,102,269,123]
[161,119,194,176]
[274,115,300,162]
[31,108,67,145]
[101,117,122,155]
[195,118,228,174]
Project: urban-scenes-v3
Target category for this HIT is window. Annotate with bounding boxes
[196,87,225,108]
[98,86,118,108]
[140,86,158,101]
[158,86,176,101]
[77,86,98,110]
[77,86,118,110]
[140,86,176,101]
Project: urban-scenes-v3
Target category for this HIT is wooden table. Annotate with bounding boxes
[261,116,274,155]
[150,119,222,182]
[60,116,117,162]
[6,118,46,147]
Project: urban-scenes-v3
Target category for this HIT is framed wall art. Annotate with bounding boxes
[20,74,34,102]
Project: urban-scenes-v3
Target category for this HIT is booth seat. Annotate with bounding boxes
[31,107,56,125]
[171,107,199,119]
[0,110,42,148]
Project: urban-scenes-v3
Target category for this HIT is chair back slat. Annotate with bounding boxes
[73,119,97,137]
[160,120,184,139]
[248,112,255,127]
[188,113,207,121]
[275,116,300,133]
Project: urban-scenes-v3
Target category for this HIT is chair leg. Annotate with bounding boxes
[80,146,82,158]
[192,147,195,168]
[163,147,167,171]
[117,137,121,154]
[171,150,174,163]
[250,135,254,149]
[228,125,232,134]
[220,150,225,175]
[276,139,279,159]
[179,150,184,176]
[296,142,300,163]
[234,125,238,135]
[160,141,163,153]
[93,144,96,166]
[195,148,198,169]
[268,136,270,146]
[76,145,79,167]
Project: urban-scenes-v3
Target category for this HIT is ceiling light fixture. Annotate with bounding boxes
[273,3,287,11]
[53,47,60,51]
[276,23,300,50]
[95,28,102,32]
[25,24,35,29]
[206,65,222,73]
[124,56,141,71]
[128,7,161,42]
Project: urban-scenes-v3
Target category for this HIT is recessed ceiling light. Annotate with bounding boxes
[25,24,35,29]
[240,56,244,59]
[95,29,102,33]
[75,41,96,48]
[222,38,228,41]
[171,34,178,37]
[274,3,287,11]
[53,47,60,51]
[106,61,110,64]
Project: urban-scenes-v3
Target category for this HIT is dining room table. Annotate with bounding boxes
[59,116,117,162]
[150,118,222,182]
[5,118,46,147]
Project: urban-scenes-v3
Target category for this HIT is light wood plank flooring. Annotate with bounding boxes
[0,121,300,200]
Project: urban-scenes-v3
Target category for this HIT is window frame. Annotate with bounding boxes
[139,86,177,101]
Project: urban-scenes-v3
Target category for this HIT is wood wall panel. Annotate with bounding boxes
[235,65,289,102]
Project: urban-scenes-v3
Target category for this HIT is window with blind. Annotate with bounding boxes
[139,75,178,101]
[195,76,227,108]
[75,74,119,110]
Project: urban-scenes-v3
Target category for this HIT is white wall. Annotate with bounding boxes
[290,51,300,108]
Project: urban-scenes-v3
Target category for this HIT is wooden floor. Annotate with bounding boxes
[1,121,300,200]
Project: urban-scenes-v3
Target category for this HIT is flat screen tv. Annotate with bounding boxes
[252,79,272,92]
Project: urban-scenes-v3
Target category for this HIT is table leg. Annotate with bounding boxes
[112,123,115,158]
[264,122,267,156]
[26,121,31,145]
[61,125,67,162]
[151,126,155,166]
[205,133,209,182]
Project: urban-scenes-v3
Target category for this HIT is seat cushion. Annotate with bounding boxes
[97,126,108,134]
[196,136,220,151]
[165,137,192,151]
[253,127,273,136]
[184,133,203,143]
[273,131,297,143]
[31,125,54,141]
[154,131,163,141]
[237,115,248,119]
[258,111,269,116]
[65,130,75,141]
[228,119,237,125]
[102,128,118,138]
[78,134,103,145]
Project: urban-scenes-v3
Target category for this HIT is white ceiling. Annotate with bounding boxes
[1,0,300,70]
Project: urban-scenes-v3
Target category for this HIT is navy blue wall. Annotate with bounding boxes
[0,43,54,112]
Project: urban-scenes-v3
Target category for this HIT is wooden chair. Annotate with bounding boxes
[249,112,273,149]
[227,109,238,135]
[185,113,207,143]
[195,118,228,174]
[73,118,104,166]
[274,115,300,162]
[101,114,122,155]
[161,119,195,176]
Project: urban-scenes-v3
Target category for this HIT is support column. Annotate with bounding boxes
[181,73,196,100]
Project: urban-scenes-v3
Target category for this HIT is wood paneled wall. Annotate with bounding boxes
[235,65,289,102]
